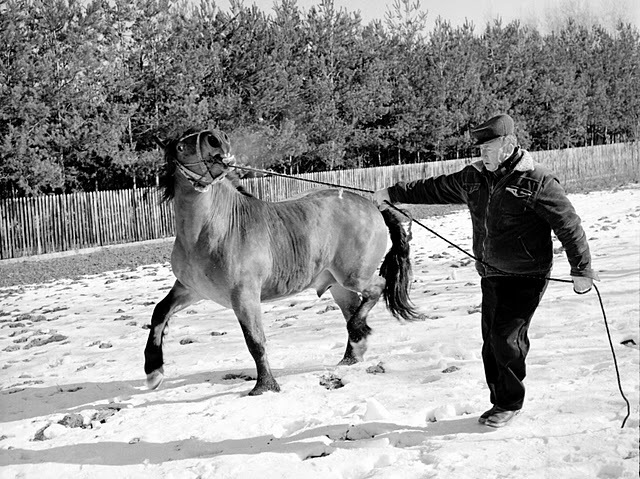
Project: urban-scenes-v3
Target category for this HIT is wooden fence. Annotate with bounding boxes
[1,142,638,260]
[0,188,175,260]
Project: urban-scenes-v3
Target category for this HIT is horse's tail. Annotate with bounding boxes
[379,208,421,321]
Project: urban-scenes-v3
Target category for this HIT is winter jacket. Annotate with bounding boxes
[387,148,595,279]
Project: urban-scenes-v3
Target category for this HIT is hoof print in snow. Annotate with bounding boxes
[5,322,26,328]
[320,373,344,390]
[32,425,49,441]
[15,313,45,322]
[366,362,386,374]
[442,365,460,373]
[9,329,29,337]
[98,342,112,349]
[23,334,68,349]
[303,449,333,460]
[58,413,84,428]
[223,372,255,381]
[93,406,122,424]
[317,305,339,314]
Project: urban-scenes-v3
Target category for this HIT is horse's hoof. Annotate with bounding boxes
[146,370,165,390]
[337,356,359,366]
[248,379,281,396]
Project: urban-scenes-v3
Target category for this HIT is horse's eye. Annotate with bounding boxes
[177,144,185,152]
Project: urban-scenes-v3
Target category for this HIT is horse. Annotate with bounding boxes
[145,128,419,395]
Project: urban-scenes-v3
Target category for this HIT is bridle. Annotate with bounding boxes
[173,130,235,191]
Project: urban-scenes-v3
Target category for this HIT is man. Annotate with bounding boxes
[372,113,598,428]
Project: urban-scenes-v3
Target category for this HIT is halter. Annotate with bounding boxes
[173,130,234,191]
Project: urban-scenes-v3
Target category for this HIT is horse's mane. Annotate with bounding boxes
[158,128,253,201]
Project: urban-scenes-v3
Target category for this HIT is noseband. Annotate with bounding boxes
[174,130,234,191]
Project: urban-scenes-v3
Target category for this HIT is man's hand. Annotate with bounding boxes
[572,275,593,294]
[372,188,391,209]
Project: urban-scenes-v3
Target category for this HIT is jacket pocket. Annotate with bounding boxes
[501,193,527,215]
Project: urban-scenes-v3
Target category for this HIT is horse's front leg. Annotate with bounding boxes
[144,280,199,390]
[231,286,280,395]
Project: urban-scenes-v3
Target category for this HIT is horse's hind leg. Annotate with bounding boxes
[331,277,386,366]
[144,280,199,390]
[231,287,280,396]
[331,286,366,365]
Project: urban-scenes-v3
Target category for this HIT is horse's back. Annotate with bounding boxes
[273,188,386,241]
[253,188,387,295]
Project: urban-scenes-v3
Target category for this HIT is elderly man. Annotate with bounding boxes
[373,113,597,427]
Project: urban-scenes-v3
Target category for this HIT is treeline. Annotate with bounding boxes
[1,0,638,198]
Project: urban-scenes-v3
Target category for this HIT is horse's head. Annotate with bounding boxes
[158,129,235,193]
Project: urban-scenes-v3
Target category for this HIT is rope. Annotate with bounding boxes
[232,165,374,193]
[593,283,631,428]
[232,163,631,428]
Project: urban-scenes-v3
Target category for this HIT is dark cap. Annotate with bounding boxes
[471,114,514,146]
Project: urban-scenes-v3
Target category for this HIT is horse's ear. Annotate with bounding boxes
[154,136,167,150]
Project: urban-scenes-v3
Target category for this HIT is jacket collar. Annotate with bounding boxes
[471,147,535,174]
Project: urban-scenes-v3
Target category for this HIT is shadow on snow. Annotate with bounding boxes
[0,417,495,466]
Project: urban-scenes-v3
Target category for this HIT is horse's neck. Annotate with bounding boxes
[173,178,242,245]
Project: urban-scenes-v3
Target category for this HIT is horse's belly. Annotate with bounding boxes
[259,271,325,302]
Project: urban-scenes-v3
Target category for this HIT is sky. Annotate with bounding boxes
[212,0,640,32]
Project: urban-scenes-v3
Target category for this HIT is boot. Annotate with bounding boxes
[484,407,520,428]
[478,406,498,424]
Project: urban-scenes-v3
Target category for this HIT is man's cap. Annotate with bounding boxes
[471,114,514,146]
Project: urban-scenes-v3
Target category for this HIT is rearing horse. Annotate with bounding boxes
[145,129,418,395]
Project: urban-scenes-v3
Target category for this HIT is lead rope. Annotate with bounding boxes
[232,164,630,428]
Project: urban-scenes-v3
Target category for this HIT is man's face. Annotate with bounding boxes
[479,137,506,172]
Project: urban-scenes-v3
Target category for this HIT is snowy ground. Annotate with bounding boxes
[1,186,638,479]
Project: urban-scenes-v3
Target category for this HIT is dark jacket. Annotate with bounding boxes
[387,148,595,279]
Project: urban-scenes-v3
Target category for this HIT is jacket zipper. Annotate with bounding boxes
[482,171,517,275]
[481,176,494,275]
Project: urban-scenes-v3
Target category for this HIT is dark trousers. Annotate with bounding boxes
[481,276,548,411]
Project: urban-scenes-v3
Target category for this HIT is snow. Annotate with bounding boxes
[1,186,638,479]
